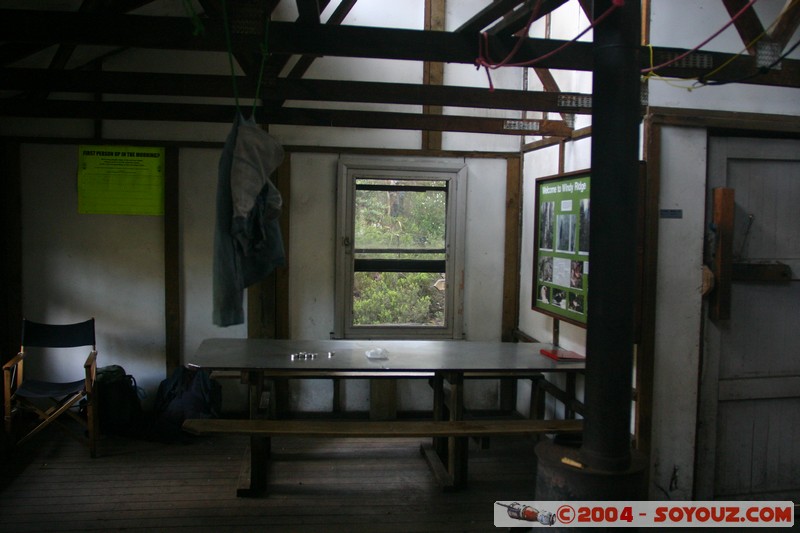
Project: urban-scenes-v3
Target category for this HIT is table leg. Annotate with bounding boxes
[565,372,576,419]
[421,372,457,488]
[423,371,467,489]
[446,371,467,489]
[431,374,447,458]
[237,370,269,497]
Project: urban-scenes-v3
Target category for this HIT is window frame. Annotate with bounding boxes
[335,156,467,339]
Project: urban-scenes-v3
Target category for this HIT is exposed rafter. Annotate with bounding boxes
[0,0,154,67]
[722,0,766,54]
[0,3,797,136]
[0,98,573,136]
[722,0,800,54]
[296,0,322,24]
[0,68,596,115]
[0,9,797,87]
[455,0,526,34]
[771,0,800,49]
[286,0,357,79]
[197,0,282,87]
[485,0,568,36]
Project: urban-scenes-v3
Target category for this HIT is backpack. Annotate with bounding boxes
[152,366,221,440]
[94,365,145,436]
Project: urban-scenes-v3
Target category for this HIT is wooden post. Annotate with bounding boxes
[579,0,641,473]
[422,0,445,150]
[164,147,181,376]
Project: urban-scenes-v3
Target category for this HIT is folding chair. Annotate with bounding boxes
[3,318,99,457]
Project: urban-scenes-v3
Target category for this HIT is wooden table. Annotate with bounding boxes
[187,338,584,495]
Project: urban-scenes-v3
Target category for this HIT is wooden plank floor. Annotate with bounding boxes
[0,424,545,532]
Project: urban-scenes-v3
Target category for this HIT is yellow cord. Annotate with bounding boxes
[642,11,782,91]
[641,44,697,91]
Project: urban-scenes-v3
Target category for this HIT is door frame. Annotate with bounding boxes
[642,108,800,500]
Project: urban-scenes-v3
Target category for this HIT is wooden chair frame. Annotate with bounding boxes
[3,318,99,457]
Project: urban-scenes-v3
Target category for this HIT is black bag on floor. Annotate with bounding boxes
[152,366,221,440]
[94,365,145,436]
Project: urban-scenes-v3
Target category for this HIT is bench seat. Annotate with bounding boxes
[182,417,582,496]
[182,417,583,438]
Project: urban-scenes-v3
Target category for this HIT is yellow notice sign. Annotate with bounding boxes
[78,145,165,215]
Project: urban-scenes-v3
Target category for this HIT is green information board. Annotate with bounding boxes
[78,145,165,215]
[532,170,590,326]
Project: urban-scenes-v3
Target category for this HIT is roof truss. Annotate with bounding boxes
[0,1,797,137]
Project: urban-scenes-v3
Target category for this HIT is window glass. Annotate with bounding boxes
[353,179,447,328]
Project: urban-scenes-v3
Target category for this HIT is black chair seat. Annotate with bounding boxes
[16,379,86,399]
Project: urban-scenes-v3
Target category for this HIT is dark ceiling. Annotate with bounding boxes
[0,0,798,138]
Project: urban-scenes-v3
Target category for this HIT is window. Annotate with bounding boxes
[335,157,466,339]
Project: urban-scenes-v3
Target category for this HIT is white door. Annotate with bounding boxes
[697,137,800,500]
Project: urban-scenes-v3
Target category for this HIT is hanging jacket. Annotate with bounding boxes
[213,113,286,326]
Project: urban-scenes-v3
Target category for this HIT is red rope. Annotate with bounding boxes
[475,0,625,91]
[642,0,758,74]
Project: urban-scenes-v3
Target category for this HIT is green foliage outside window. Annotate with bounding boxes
[352,178,448,327]
[353,272,444,326]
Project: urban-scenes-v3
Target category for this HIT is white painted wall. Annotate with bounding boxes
[179,148,249,355]
[287,153,340,340]
[20,144,166,409]
[286,153,509,411]
[179,147,249,412]
[518,143,588,422]
[19,144,251,410]
[272,0,425,149]
[648,126,707,499]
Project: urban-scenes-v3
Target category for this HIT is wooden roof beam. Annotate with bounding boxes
[286,0,358,79]
[771,0,800,50]
[485,0,568,36]
[577,0,592,19]
[0,0,155,67]
[0,12,797,88]
[296,0,322,24]
[455,0,525,34]
[0,98,573,136]
[0,68,596,114]
[721,0,765,54]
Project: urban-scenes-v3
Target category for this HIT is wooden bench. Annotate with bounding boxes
[182,417,582,438]
[182,417,583,496]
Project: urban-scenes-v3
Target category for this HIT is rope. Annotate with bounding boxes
[641,0,758,74]
[475,0,624,91]
[252,14,270,117]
